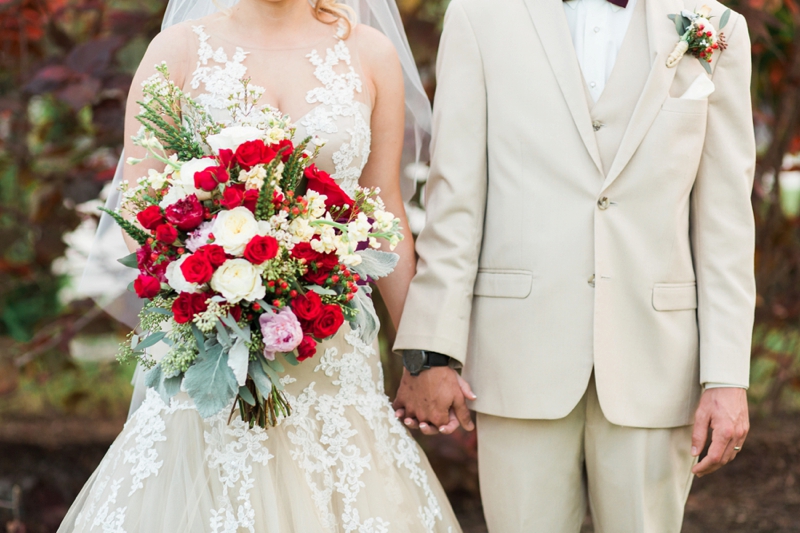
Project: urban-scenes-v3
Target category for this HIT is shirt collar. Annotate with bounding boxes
[564,0,627,12]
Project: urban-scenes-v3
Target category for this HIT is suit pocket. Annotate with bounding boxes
[473,270,534,299]
[661,97,709,115]
[652,282,698,311]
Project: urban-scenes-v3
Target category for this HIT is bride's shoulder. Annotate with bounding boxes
[348,24,401,75]
[135,21,199,85]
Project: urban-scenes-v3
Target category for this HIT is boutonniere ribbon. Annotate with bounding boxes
[666,5,731,73]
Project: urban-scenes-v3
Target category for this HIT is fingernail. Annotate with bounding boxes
[691,446,698,456]
[439,426,447,432]
[404,419,412,426]
[420,423,428,429]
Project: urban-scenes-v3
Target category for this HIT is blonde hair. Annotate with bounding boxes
[312,0,356,39]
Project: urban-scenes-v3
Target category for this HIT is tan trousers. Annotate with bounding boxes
[477,378,696,533]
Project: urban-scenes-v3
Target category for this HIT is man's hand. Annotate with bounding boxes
[691,387,749,477]
[392,366,476,436]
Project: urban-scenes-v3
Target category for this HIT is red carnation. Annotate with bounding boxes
[312,304,345,339]
[155,223,178,244]
[304,166,353,212]
[196,244,227,268]
[181,253,214,284]
[291,291,324,322]
[165,194,204,231]
[244,235,279,264]
[133,274,161,299]
[172,292,209,324]
[297,335,318,362]
[235,139,269,169]
[137,205,164,230]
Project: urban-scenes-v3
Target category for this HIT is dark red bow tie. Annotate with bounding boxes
[564,0,629,8]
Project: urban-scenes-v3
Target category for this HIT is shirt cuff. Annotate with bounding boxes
[703,382,749,390]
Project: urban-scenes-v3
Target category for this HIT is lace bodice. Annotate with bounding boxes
[187,25,372,196]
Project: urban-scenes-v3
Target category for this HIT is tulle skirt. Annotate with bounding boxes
[58,327,462,533]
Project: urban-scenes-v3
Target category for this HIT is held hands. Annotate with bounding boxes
[392,366,476,436]
[691,387,750,477]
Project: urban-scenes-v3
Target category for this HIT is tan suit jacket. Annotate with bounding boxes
[394,0,756,428]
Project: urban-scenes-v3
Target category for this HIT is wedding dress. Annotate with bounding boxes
[58,20,461,533]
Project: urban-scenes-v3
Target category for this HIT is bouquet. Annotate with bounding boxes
[104,63,404,428]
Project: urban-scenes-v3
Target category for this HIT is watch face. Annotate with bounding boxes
[403,350,426,374]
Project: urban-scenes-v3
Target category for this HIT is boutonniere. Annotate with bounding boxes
[666,5,731,73]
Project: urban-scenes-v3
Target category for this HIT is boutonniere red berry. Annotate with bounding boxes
[666,5,731,73]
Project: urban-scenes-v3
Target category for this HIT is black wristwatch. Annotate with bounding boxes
[402,350,451,376]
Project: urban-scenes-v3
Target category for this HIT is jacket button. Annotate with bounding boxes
[597,197,610,210]
[592,120,604,132]
[588,274,596,288]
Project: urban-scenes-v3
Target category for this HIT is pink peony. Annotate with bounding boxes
[259,308,304,360]
[185,221,214,252]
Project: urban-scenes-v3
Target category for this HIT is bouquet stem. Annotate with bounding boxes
[231,377,292,429]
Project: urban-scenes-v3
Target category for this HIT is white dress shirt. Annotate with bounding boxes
[563,0,639,102]
[563,0,745,390]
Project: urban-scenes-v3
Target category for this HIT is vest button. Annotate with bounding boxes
[598,197,610,210]
[592,120,604,132]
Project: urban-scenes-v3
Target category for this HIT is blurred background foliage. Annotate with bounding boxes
[1,0,800,529]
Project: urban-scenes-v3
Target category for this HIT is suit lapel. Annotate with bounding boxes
[600,0,684,192]
[522,0,604,176]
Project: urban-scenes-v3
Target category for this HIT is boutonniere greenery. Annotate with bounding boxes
[666,5,731,73]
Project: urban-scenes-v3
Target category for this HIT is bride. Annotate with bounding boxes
[58,0,463,531]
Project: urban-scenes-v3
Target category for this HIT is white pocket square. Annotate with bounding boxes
[680,74,715,100]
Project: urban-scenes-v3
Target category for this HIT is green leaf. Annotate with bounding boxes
[144,364,181,403]
[215,320,231,347]
[699,57,712,74]
[127,281,136,293]
[353,250,399,280]
[238,385,256,406]
[267,358,285,374]
[191,324,206,357]
[260,359,284,390]
[136,331,167,351]
[220,314,250,342]
[117,252,139,269]
[248,360,273,397]
[183,344,238,418]
[282,351,300,366]
[307,285,337,296]
[144,307,173,316]
[719,9,731,29]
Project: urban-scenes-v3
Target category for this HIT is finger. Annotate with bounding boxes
[394,408,405,419]
[693,426,732,477]
[418,421,440,436]
[457,375,478,401]
[404,417,420,429]
[453,396,475,432]
[691,409,711,457]
[438,410,461,435]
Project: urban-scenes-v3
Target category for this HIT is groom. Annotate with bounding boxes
[393,0,756,530]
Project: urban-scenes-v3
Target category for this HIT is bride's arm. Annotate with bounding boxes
[120,24,192,252]
[354,26,416,332]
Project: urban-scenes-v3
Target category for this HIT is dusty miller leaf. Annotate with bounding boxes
[183,344,238,418]
[348,290,380,344]
[352,249,399,281]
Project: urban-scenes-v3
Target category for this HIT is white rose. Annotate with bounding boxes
[207,126,263,153]
[211,259,266,304]
[159,184,188,208]
[212,206,260,256]
[165,255,202,293]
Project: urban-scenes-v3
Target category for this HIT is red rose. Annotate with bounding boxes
[218,148,235,169]
[303,253,339,285]
[172,292,209,324]
[243,189,260,213]
[291,242,320,264]
[220,184,245,210]
[304,166,353,210]
[155,223,178,244]
[312,304,345,339]
[136,245,168,281]
[296,335,318,362]
[165,194,204,231]
[228,305,242,322]
[291,291,324,322]
[137,205,164,230]
[196,244,227,268]
[243,235,279,264]
[274,139,294,162]
[194,165,229,192]
[235,139,268,169]
[181,253,214,284]
[133,274,161,299]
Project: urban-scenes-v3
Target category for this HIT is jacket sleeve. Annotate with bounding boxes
[393,0,488,364]
[691,13,757,387]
